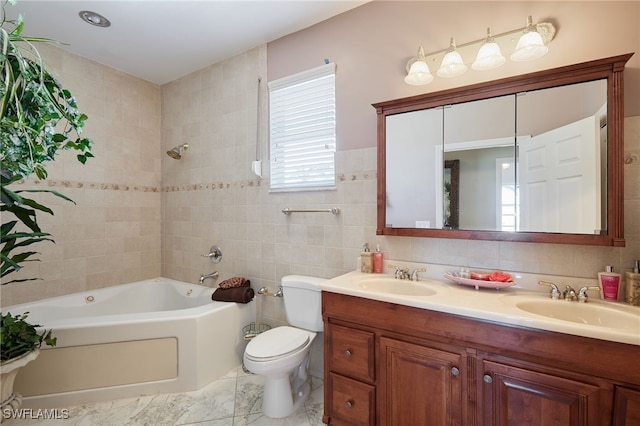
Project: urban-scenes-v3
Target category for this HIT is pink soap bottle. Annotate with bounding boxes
[598,265,621,301]
[373,244,384,273]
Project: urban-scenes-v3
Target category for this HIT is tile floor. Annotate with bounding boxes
[4,367,324,426]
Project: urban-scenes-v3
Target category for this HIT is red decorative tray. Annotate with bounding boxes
[443,273,515,290]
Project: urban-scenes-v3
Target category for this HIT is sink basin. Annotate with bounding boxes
[515,299,640,330]
[357,278,437,296]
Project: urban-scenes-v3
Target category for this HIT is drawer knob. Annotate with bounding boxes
[451,367,460,376]
[345,400,353,409]
[344,350,352,358]
[483,374,493,384]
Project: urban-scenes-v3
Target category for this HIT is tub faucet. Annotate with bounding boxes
[199,271,219,284]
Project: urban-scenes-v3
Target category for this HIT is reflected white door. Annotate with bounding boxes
[519,115,601,233]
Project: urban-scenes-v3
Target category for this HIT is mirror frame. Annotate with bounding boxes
[374,53,633,246]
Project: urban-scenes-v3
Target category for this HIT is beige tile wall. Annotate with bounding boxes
[1,45,162,306]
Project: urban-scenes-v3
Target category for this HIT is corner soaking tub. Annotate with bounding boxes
[4,278,255,408]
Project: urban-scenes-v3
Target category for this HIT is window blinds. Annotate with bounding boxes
[269,63,336,191]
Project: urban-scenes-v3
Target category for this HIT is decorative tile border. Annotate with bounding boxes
[13,171,377,193]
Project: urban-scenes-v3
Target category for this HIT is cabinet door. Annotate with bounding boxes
[481,360,603,426]
[379,337,463,426]
[613,386,640,426]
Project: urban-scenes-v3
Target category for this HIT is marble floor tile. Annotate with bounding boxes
[3,367,324,426]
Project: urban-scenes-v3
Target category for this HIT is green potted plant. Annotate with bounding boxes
[1,0,93,412]
[0,312,55,411]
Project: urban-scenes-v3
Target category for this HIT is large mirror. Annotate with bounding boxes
[375,54,632,246]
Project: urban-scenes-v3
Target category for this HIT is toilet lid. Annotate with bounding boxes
[245,326,310,361]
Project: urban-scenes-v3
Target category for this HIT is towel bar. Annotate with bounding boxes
[282,207,341,215]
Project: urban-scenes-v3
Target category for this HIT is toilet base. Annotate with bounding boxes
[262,359,311,418]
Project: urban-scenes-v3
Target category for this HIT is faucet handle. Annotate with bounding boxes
[411,268,427,281]
[388,264,402,279]
[538,280,561,299]
[577,286,600,303]
[202,245,223,263]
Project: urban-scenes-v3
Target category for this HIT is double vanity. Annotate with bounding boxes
[320,268,640,425]
[318,52,638,425]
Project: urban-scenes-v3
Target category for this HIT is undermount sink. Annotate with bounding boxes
[514,299,640,330]
[357,278,437,296]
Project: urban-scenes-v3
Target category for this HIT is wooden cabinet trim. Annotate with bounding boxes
[323,292,640,386]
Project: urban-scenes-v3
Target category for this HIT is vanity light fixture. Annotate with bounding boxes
[436,38,468,78]
[78,10,111,28]
[471,28,506,71]
[405,46,434,85]
[404,16,555,85]
[510,16,549,61]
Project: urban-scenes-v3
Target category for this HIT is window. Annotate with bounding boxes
[269,63,336,191]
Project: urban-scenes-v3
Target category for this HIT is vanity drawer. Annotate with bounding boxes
[329,372,375,426]
[328,324,375,383]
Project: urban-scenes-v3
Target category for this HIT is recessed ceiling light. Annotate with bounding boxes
[79,10,111,28]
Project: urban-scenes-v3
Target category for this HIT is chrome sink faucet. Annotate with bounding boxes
[539,281,600,303]
[564,285,578,301]
[388,265,427,281]
[388,264,410,280]
[199,271,219,284]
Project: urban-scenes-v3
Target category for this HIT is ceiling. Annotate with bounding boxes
[3,0,368,85]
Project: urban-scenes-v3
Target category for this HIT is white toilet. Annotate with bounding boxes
[243,275,325,418]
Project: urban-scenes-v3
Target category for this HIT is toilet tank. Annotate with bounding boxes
[281,275,326,332]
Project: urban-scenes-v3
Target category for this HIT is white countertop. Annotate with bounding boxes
[319,267,640,346]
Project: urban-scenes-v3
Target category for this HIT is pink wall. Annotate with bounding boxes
[268,1,640,150]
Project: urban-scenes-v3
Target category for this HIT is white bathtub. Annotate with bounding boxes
[4,278,256,408]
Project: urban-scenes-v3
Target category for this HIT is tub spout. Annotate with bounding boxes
[199,271,219,284]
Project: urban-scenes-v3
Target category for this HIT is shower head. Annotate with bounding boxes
[167,143,188,159]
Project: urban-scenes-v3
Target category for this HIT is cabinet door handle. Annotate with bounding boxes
[451,367,460,376]
[345,400,353,409]
[483,374,493,384]
[344,350,352,358]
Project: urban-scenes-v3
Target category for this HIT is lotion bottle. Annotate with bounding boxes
[373,244,384,273]
[360,243,373,273]
[598,265,621,302]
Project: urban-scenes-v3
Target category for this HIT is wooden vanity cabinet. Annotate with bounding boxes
[322,291,640,426]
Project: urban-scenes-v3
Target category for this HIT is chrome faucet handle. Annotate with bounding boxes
[202,245,223,263]
[564,285,578,301]
[538,280,561,299]
[411,268,427,281]
[387,264,402,279]
[577,286,600,303]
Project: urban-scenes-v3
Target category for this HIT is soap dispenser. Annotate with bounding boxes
[598,265,621,302]
[625,260,640,306]
[373,244,384,273]
[360,243,373,273]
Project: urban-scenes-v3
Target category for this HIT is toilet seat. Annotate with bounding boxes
[245,326,310,362]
